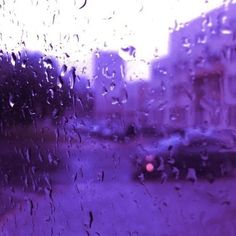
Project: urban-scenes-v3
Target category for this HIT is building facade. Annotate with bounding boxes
[151,3,236,129]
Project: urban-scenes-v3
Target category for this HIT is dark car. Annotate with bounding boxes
[133,128,236,181]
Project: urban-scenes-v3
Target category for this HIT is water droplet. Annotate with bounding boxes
[21,59,27,68]
[102,87,108,96]
[73,34,80,43]
[220,28,232,35]
[43,58,53,69]
[182,37,191,48]
[119,46,136,60]
[25,148,31,163]
[38,152,43,162]
[57,76,63,88]
[201,15,213,30]
[110,82,115,91]
[27,199,34,215]
[46,89,54,104]
[10,52,17,66]
[111,97,119,105]
[120,89,128,104]
[102,66,116,79]
[48,89,54,99]
[196,33,207,44]
[69,67,76,89]
[60,64,67,77]
[9,94,14,107]
[48,152,53,164]
[79,0,87,9]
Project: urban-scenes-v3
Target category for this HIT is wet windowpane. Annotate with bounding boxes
[1,0,236,235]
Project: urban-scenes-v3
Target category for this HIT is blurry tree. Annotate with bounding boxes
[0,50,93,128]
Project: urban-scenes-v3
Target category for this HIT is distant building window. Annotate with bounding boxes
[228,75,236,97]
[207,50,221,63]
[222,45,236,62]
[228,105,236,127]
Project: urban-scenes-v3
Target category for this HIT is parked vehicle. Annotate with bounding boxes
[133,128,236,181]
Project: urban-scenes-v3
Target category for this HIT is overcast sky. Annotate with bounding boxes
[0,0,231,80]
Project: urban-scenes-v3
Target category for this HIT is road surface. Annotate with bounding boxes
[0,130,236,236]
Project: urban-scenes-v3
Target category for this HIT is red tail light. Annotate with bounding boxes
[146,163,154,172]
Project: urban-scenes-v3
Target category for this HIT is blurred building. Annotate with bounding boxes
[93,51,157,128]
[151,2,236,129]
[93,51,126,122]
[92,3,236,130]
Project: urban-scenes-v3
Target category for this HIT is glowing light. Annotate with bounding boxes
[146,163,154,172]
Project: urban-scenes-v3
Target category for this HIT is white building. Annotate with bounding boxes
[151,3,236,129]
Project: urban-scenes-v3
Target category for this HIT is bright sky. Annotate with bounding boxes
[0,0,230,80]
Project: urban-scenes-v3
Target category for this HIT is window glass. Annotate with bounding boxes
[0,0,236,235]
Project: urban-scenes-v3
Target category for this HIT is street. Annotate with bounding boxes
[0,130,236,236]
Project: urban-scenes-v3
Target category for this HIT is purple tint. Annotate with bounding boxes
[1,2,236,236]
